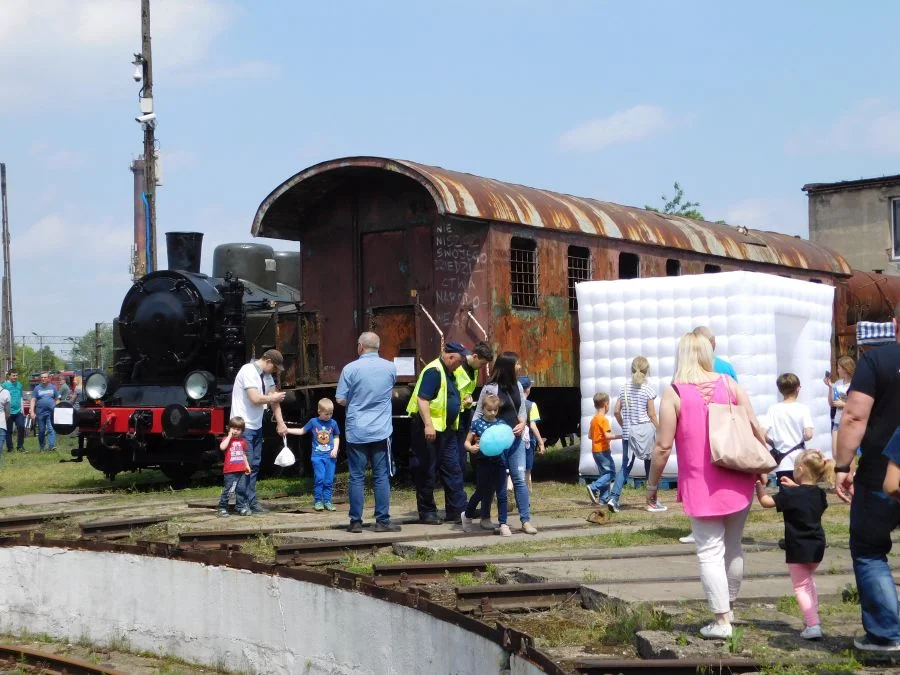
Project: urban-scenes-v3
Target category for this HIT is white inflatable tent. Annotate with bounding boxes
[575,271,835,479]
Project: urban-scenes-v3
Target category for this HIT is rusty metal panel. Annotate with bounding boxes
[370,307,417,383]
[846,270,900,323]
[362,231,411,308]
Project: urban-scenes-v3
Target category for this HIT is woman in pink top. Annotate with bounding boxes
[646,333,767,640]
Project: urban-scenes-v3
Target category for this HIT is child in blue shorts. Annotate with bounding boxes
[287,398,340,511]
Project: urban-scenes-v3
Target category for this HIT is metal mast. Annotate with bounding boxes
[0,164,13,373]
[133,0,157,275]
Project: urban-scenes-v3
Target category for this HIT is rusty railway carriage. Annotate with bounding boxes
[252,156,856,445]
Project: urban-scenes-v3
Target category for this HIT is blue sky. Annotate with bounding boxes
[2,0,900,345]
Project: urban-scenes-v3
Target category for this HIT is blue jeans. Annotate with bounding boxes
[610,439,651,502]
[311,452,337,503]
[219,471,246,510]
[347,439,392,525]
[504,436,530,523]
[850,481,900,645]
[589,451,616,500]
[525,437,536,472]
[412,419,468,520]
[465,456,508,524]
[36,409,56,450]
[5,412,24,451]
[238,427,263,510]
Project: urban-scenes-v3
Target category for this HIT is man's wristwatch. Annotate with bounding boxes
[834,464,852,473]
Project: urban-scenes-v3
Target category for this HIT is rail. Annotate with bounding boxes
[0,643,126,674]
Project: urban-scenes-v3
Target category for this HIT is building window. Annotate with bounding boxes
[666,259,681,276]
[619,252,640,279]
[810,278,823,284]
[567,246,592,311]
[704,264,721,273]
[510,237,538,308]
[893,199,900,259]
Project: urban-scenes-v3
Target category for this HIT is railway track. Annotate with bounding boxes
[456,581,583,613]
[0,512,66,532]
[573,657,774,674]
[0,643,126,674]
[79,515,171,539]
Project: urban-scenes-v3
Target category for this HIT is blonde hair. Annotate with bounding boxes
[631,356,650,386]
[673,332,715,383]
[482,394,501,412]
[837,355,856,379]
[317,398,334,412]
[593,392,610,409]
[795,449,835,487]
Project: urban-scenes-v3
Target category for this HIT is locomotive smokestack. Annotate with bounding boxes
[165,232,203,273]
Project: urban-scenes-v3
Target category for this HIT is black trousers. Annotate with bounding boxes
[411,417,468,520]
[456,408,474,476]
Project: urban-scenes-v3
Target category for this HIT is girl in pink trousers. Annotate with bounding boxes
[755,449,834,640]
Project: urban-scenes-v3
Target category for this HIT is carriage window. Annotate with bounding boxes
[809,279,823,283]
[666,259,681,276]
[510,237,539,308]
[567,245,592,311]
[619,252,639,279]
[704,264,721,273]
[893,199,900,259]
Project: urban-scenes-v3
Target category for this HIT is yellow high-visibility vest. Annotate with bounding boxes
[406,359,457,431]
[456,363,476,411]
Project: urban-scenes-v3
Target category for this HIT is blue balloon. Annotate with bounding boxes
[479,424,514,457]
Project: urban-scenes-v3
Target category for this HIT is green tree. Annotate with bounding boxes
[15,345,64,375]
[69,324,115,371]
[645,182,705,221]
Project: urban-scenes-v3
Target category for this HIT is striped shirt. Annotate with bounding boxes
[617,382,657,438]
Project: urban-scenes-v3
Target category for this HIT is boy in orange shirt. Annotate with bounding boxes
[586,393,622,504]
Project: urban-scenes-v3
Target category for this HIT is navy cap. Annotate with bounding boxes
[518,376,532,390]
[444,342,471,356]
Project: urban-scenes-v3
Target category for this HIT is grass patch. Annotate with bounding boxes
[241,534,276,563]
[776,594,799,614]
[725,625,744,654]
[600,602,672,645]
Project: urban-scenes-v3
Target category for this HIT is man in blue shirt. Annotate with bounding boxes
[336,331,401,534]
[408,342,470,525]
[2,369,25,452]
[31,372,60,451]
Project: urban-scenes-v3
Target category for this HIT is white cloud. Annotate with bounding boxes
[787,98,900,155]
[721,197,808,238]
[11,214,133,336]
[0,0,273,110]
[559,105,669,152]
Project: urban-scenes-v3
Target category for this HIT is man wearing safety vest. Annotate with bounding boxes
[455,342,494,475]
[407,342,471,524]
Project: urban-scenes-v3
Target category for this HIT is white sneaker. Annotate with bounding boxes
[646,501,668,513]
[460,513,473,532]
[497,524,512,537]
[728,610,735,623]
[699,622,732,639]
[679,534,696,544]
[607,498,620,513]
[586,485,599,504]
[800,625,822,640]
[521,521,538,535]
[479,518,496,530]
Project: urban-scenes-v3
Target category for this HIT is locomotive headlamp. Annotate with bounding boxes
[85,372,109,400]
[184,370,216,401]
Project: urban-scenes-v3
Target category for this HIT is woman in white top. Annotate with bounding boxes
[607,356,661,513]
[823,356,855,450]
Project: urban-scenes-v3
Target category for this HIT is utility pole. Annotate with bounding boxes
[133,0,157,275]
[0,164,13,374]
[94,323,102,370]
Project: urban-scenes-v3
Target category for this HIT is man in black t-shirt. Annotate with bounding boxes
[835,311,900,653]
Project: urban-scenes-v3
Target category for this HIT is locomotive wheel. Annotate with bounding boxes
[159,462,198,486]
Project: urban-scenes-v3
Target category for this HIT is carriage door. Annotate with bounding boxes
[360,230,419,383]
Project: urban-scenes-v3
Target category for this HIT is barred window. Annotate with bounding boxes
[567,245,592,311]
[704,264,721,273]
[619,252,639,279]
[510,237,538,308]
[666,259,681,276]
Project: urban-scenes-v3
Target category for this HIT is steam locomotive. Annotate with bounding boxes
[55,232,317,482]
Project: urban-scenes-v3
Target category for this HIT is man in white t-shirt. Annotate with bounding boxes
[231,349,288,515]
[765,372,814,483]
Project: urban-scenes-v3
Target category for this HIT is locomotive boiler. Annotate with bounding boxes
[57,232,317,482]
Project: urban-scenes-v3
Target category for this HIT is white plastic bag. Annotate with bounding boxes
[274,436,295,467]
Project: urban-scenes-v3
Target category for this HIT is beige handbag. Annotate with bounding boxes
[708,378,776,474]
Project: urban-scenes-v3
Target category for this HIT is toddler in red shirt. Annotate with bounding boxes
[219,417,251,517]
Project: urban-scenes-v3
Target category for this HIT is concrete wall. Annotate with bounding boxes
[808,184,900,275]
[0,546,544,675]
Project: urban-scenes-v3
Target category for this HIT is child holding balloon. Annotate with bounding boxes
[461,395,515,536]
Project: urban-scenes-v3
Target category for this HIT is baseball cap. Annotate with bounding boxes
[518,376,532,390]
[262,349,285,371]
[443,342,471,356]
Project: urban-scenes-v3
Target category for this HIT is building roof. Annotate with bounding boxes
[253,156,852,276]
[803,174,900,194]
